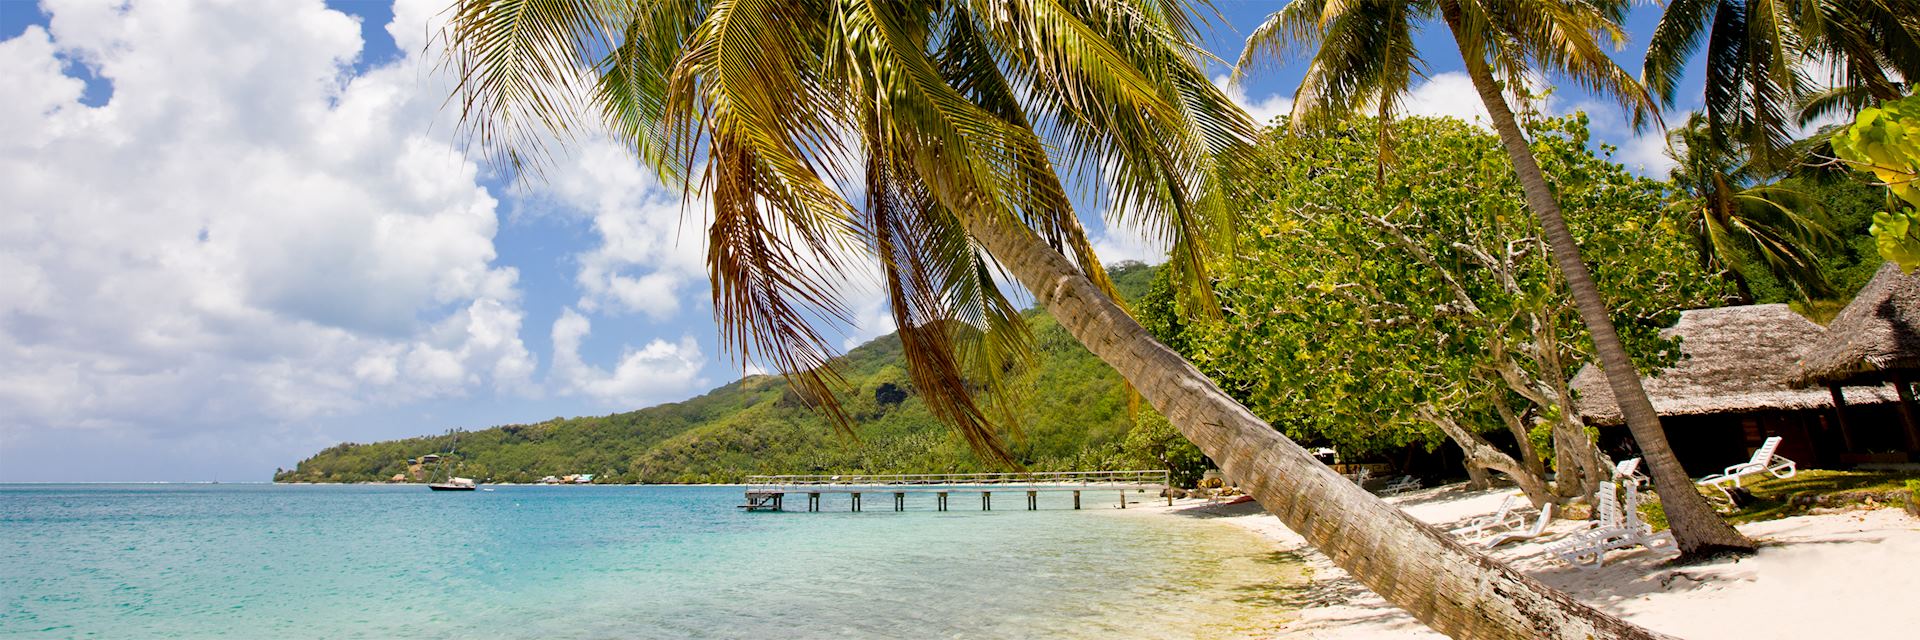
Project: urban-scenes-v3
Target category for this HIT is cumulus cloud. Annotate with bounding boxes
[0,0,534,446]
[549,308,707,406]
[1617,131,1679,176]
[1090,217,1170,266]
[1211,71,1498,128]
[521,139,710,320]
[1212,74,1293,127]
[1401,72,1493,123]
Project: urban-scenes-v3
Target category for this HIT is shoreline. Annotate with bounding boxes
[1121,485,1920,639]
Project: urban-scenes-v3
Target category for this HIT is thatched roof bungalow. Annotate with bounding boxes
[1572,304,1897,474]
[1794,263,1920,385]
[1792,263,1920,457]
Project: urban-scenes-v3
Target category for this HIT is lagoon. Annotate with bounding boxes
[0,484,1298,639]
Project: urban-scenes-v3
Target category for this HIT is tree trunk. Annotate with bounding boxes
[1442,7,1754,556]
[960,213,1671,639]
[1490,396,1550,492]
[1531,309,1614,499]
[1465,461,1494,490]
[1425,407,1553,505]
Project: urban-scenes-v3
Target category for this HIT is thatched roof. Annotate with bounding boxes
[1793,262,1920,386]
[1573,304,1896,426]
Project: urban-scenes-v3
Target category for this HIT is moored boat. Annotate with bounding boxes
[428,477,478,491]
[423,430,480,492]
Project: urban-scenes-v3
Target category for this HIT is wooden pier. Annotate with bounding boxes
[739,470,1171,512]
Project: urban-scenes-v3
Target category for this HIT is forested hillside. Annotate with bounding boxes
[274,264,1190,483]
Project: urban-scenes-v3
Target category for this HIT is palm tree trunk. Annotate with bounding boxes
[1441,7,1754,556]
[961,213,1671,640]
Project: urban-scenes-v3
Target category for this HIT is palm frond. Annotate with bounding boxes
[446,0,612,173]
[1643,0,1722,105]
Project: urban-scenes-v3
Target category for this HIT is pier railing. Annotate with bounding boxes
[745,470,1169,492]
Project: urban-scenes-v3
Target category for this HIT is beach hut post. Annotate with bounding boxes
[1892,371,1920,451]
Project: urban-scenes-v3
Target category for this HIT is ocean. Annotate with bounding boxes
[0,484,1300,639]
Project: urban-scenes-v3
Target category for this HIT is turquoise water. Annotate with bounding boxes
[1,485,1299,639]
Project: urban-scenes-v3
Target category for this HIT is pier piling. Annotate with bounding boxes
[740,471,1171,515]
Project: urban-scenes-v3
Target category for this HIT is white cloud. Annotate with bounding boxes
[1402,72,1492,124]
[1618,130,1678,176]
[530,140,710,320]
[0,0,534,443]
[549,308,707,406]
[1090,217,1170,266]
[1212,74,1293,127]
[1395,72,1581,130]
[1213,71,1502,129]
[839,284,896,351]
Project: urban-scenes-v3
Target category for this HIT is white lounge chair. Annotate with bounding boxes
[1345,468,1372,485]
[1623,483,1676,550]
[1582,479,1623,529]
[1483,503,1553,548]
[1613,457,1648,488]
[1451,494,1528,539]
[1545,482,1674,568]
[1698,436,1796,494]
[1378,475,1422,496]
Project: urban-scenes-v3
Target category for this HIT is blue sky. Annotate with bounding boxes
[0,0,1707,482]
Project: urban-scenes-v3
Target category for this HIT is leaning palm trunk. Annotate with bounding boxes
[1440,9,1753,555]
[962,214,1670,640]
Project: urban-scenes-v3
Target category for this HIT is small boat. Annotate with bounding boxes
[423,430,480,492]
[429,477,478,491]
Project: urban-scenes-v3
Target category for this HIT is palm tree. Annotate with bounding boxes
[1665,113,1833,301]
[1236,0,1756,555]
[1643,0,1920,169]
[445,1,1668,637]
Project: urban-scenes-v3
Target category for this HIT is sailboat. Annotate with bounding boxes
[428,477,478,491]
[425,430,479,492]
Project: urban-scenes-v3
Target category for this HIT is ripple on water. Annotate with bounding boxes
[0,484,1302,639]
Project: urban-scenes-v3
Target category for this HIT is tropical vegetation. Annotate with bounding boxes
[1145,114,1726,507]
[1236,0,1755,555]
[1664,113,1834,301]
[1643,0,1920,169]
[1831,95,1920,271]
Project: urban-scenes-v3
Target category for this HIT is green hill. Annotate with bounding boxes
[275,263,1163,484]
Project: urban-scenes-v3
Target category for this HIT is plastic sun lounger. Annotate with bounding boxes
[1623,483,1676,551]
[1450,494,1527,539]
[1377,475,1422,496]
[1697,436,1797,494]
[1545,483,1674,568]
[1613,457,1648,488]
[1483,503,1553,548]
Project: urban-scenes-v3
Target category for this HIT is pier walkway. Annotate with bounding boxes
[740,470,1171,512]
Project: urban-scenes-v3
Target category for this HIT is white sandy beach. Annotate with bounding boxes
[1126,486,1920,639]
